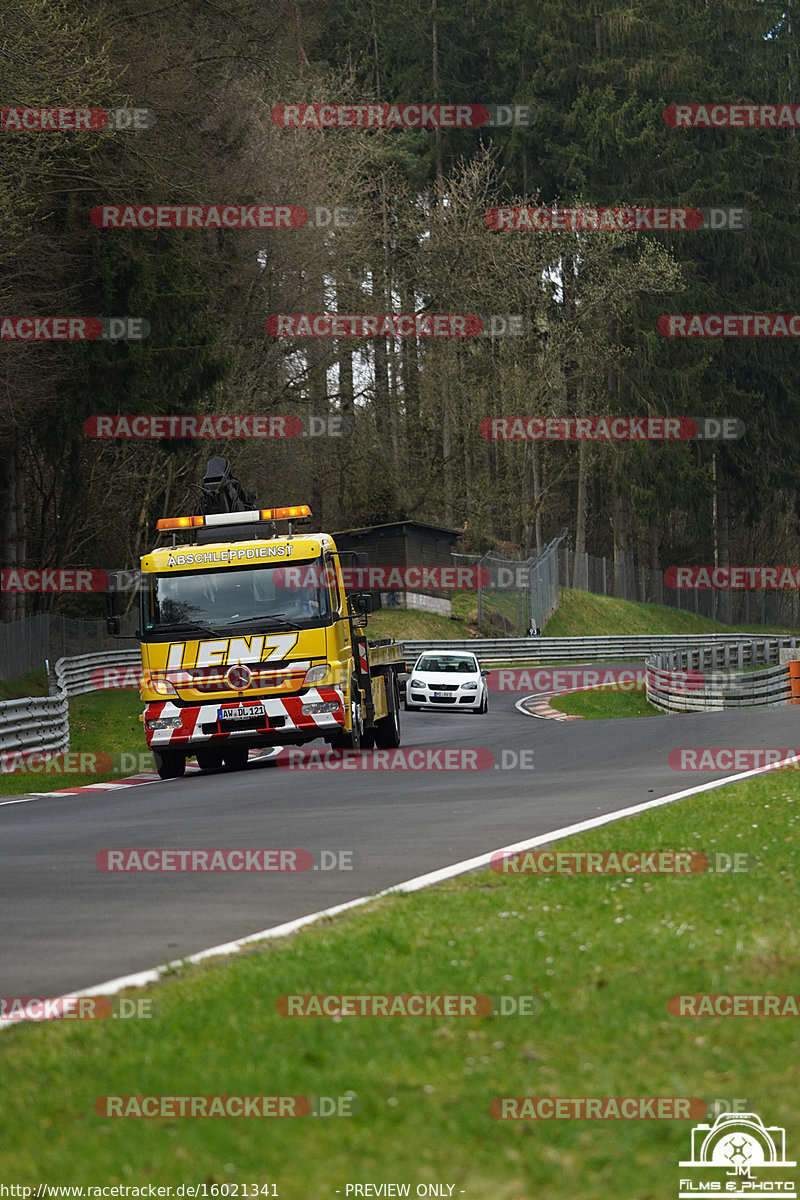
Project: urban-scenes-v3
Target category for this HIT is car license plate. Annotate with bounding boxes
[218,704,266,721]
[431,691,451,698]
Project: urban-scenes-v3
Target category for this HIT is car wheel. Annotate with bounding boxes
[153,747,186,780]
[404,700,417,712]
[196,749,224,770]
[223,746,249,770]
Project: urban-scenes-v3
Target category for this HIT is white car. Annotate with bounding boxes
[404,651,489,713]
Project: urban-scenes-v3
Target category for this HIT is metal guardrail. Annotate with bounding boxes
[54,650,141,697]
[0,694,69,760]
[0,649,141,763]
[646,638,799,711]
[400,634,783,668]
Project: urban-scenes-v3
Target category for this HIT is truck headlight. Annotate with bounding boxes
[146,717,183,730]
[303,664,328,686]
[301,700,340,715]
[149,676,178,697]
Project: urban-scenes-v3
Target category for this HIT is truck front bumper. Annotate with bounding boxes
[143,686,345,748]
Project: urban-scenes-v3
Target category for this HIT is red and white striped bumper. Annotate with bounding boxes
[144,686,344,747]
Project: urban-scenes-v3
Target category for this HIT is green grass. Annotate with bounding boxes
[0,667,49,699]
[545,587,794,637]
[367,607,477,641]
[549,680,663,718]
[0,772,797,1194]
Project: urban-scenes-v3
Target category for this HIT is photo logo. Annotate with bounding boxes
[679,1112,796,1198]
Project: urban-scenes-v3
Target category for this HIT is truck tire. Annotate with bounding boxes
[330,677,363,750]
[196,749,224,770]
[223,746,249,770]
[374,675,401,748]
[153,747,186,780]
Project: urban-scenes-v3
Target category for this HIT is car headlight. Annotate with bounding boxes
[461,681,478,690]
[409,677,426,689]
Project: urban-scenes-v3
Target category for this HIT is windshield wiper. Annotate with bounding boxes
[223,613,302,630]
[149,621,221,637]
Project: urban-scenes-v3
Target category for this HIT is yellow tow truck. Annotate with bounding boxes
[106,457,404,779]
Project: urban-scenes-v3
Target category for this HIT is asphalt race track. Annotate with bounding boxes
[3,683,798,998]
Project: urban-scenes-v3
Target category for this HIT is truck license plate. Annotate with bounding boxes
[218,704,266,721]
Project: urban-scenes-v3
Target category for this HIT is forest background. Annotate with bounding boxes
[1,0,798,619]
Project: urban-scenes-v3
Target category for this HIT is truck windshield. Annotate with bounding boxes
[142,560,331,636]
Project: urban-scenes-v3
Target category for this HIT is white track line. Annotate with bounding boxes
[3,752,798,1028]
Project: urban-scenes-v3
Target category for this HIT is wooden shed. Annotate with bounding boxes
[333,520,463,614]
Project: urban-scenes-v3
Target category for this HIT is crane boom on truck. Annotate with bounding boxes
[106,458,404,779]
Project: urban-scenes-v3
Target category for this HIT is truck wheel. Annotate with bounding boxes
[153,747,186,780]
[360,729,375,748]
[223,746,249,770]
[330,678,363,750]
[196,749,224,770]
[374,676,401,748]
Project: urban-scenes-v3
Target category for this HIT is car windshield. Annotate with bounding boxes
[416,656,477,674]
[143,560,331,636]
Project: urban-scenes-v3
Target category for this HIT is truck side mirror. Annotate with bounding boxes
[352,591,373,615]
